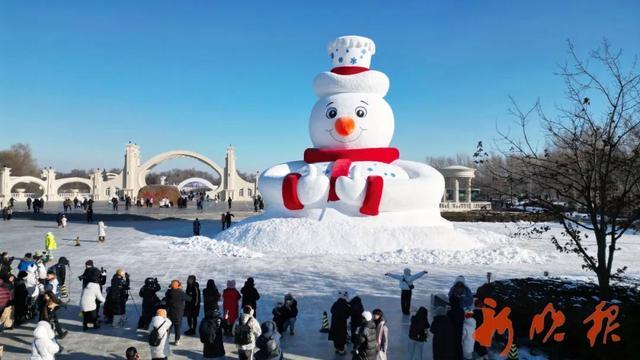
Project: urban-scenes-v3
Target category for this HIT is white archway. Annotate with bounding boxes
[177,177,219,191]
[53,177,93,194]
[137,150,224,189]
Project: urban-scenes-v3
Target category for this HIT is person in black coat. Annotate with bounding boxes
[241,277,260,318]
[138,277,161,329]
[49,257,68,287]
[349,296,364,344]
[224,211,234,228]
[13,272,29,325]
[431,306,455,360]
[328,292,351,355]
[193,218,201,236]
[107,269,130,327]
[409,306,431,357]
[164,279,192,344]
[184,275,201,335]
[447,296,465,360]
[199,309,226,358]
[281,293,298,336]
[202,279,220,311]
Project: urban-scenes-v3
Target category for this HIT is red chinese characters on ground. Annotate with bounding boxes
[473,298,621,352]
[474,297,514,356]
[583,301,621,347]
[530,303,566,343]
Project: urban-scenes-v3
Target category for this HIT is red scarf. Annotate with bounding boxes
[282,147,399,215]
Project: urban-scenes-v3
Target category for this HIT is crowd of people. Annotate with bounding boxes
[0,198,492,360]
[0,247,293,360]
[1,241,490,360]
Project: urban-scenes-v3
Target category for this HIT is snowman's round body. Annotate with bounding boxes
[259,35,449,227]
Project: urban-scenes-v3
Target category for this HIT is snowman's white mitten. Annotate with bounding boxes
[297,164,330,205]
[335,165,367,205]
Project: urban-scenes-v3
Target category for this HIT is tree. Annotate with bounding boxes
[0,143,39,176]
[476,40,640,294]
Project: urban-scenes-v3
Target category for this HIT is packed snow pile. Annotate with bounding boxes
[166,218,554,265]
[215,217,485,255]
[168,236,263,258]
[359,246,550,265]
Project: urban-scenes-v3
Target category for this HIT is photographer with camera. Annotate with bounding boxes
[138,277,161,330]
[107,269,130,328]
[384,268,428,315]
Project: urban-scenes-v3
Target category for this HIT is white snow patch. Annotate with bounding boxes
[359,246,549,265]
[167,236,263,258]
[216,217,486,255]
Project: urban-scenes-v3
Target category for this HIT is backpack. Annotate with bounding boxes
[234,318,253,346]
[148,320,167,346]
[200,318,219,344]
[409,320,425,341]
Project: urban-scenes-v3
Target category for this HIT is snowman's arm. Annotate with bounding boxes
[258,161,306,211]
[379,160,444,212]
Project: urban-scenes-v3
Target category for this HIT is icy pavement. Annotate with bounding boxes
[0,217,638,359]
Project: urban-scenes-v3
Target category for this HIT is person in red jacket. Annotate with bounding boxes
[222,280,241,335]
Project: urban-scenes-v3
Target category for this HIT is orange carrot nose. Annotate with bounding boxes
[334,117,355,137]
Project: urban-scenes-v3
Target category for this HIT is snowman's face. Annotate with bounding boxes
[309,93,394,149]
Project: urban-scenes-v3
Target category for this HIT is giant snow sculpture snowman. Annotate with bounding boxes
[259,35,448,227]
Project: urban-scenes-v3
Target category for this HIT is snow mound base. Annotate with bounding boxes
[216,216,485,255]
[359,246,550,265]
[168,236,263,258]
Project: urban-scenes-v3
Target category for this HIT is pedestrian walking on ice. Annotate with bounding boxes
[97,220,107,243]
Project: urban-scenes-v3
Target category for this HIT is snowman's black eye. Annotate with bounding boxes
[355,106,367,118]
[326,107,338,119]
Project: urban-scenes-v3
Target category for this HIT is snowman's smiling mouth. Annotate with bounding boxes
[326,127,368,143]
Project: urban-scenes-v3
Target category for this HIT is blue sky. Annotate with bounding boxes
[1,0,639,174]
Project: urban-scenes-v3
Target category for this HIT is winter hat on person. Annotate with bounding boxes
[404,268,412,276]
[156,308,167,318]
[227,280,236,289]
[85,260,94,267]
[362,311,373,322]
[33,320,55,340]
[242,305,254,316]
[455,275,466,286]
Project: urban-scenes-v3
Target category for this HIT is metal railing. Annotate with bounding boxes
[440,201,492,211]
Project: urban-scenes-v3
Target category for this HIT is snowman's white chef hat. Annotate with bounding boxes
[314,35,390,97]
[327,35,376,71]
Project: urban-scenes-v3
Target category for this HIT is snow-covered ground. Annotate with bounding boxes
[1,216,638,359]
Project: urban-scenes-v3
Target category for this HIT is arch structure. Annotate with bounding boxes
[0,167,102,203]
[0,144,257,205]
[177,177,219,192]
[121,144,255,201]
